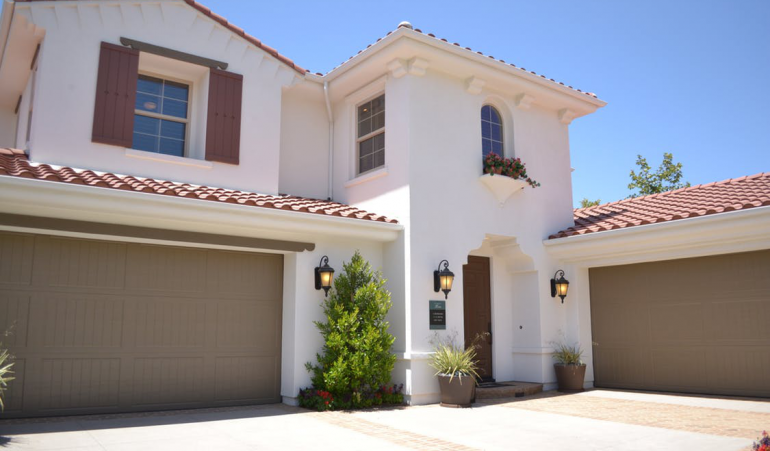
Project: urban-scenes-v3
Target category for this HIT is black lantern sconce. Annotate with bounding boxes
[433,260,455,299]
[315,256,335,297]
[550,270,570,303]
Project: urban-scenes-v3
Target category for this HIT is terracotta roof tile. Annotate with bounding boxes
[0,149,397,225]
[549,173,770,239]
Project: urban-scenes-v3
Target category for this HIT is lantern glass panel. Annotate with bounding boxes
[441,274,454,291]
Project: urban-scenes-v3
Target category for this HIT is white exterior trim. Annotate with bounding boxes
[544,206,770,267]
[0,176,403,243]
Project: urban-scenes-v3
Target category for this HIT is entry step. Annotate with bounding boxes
[475,381,543,399]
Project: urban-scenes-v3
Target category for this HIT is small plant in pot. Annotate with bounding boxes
[551,341,586,392]
[429,333,480,408]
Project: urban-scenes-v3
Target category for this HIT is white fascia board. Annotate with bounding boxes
[0,176,403,243]
[320,27,606,110]
[543,206,770,267]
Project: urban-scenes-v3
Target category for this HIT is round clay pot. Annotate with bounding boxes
[493,166,503,175]
[554,364,587,392]
[437,374,476,408]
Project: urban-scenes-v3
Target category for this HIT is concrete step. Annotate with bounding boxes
[475,381,543,399]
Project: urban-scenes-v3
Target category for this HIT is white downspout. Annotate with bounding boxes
[323,80,333,201]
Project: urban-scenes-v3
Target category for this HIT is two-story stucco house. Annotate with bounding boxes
[0,0,768,418]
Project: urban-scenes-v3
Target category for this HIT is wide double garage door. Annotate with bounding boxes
[0,231,283,418]
[590,249,770,398]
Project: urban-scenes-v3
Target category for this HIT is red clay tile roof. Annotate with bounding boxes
[19,0,307,75]
[0,149,397,224]
[550,173,770,239]
[326,24,599,99]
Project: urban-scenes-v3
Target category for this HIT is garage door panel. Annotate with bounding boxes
[216,300,279,349]
[34,237,126,290]
[591,249,770,397]
[126,245,208,294]
[593,347,649,387]
[133,297,207,348]
[710,346,770,392]
[37,358,121,411]
[2,357,25,413]
[131,357,205,406]
[650,347,708,389]
[0,232,284,417]
[0,292,30,347]
[215,356,279,402]
[592,302,649,344]
[0,233,34,286]
[649,302,704,342]
[30,293,124,349]
[710,298,770,341]
[207,252,283,298]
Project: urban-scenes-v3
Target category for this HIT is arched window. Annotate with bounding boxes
[481,105,503,157]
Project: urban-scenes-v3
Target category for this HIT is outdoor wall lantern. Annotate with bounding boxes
[433,260,455,299]
[551,270,570,303]
[315,256,335,296]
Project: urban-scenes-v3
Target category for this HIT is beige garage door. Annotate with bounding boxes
[0,231,283,418]
[590,249,770,398]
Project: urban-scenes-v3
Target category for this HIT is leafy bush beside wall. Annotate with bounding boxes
[302,251,401,410]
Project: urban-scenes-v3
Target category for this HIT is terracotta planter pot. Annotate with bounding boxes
[554,364,586,392]
[493,166,503,175]
[437,374,476,408]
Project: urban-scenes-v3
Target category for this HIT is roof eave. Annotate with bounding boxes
[544,206,770,267]
[320,27,606,109]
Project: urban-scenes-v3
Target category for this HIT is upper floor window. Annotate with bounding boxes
[132,75,189,157]
[357,94,385,174]
[481,105,503,157]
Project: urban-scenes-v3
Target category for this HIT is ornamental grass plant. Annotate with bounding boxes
[551,341,584,365]
[428,333,480,384]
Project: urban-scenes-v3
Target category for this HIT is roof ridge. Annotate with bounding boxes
[325,25,599,99]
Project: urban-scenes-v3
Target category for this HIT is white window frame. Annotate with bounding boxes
[355,92,386,176]
[481,104,505,158]
[133,71,193,158]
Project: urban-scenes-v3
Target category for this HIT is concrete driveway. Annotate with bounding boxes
[1,389,768,450]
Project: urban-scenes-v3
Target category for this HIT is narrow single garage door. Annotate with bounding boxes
[590,249,770,397]
[0,231,283,418]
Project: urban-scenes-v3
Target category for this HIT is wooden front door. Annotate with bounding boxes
[463,256,493,381]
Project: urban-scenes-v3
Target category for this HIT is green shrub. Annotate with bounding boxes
[303,251,398,410]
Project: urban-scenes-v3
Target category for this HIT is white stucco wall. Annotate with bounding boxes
[278,82,330,200]
[15,0,299,194]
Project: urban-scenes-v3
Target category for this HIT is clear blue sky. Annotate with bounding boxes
[207,0,770,207]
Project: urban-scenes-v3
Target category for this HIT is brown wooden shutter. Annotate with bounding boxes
[205,68,243,164]
[92,42,139,147]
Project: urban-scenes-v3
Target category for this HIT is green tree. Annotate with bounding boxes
[628,152,690,198]
[580,198,601,208]
[306,251,396,405]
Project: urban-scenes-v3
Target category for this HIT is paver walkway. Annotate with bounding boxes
[0,389,767,450]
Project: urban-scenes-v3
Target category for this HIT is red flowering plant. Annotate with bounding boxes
[298,384,404,411]
[753,431,770,451]
[483,153,540,188]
